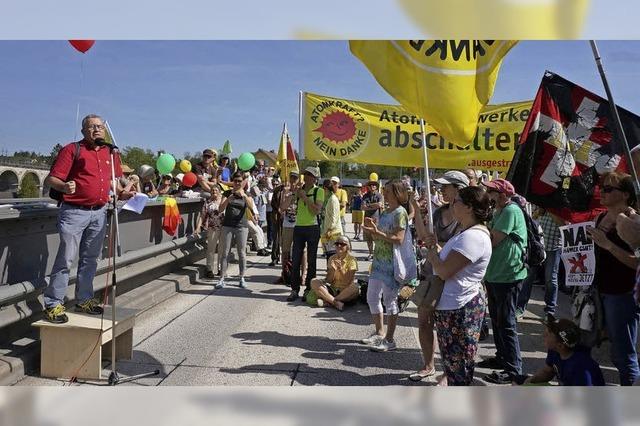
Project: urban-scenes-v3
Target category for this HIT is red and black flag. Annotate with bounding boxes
[508,71,640,223]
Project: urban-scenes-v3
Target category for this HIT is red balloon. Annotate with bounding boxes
[182,172,197,188]
[68,40,95,54]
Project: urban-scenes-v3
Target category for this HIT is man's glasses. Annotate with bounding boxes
[84,124,104,130]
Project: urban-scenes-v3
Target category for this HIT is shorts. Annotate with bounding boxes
[352,210,364,224]
[316,279,359,300]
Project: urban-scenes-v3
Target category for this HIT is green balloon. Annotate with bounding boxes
[156,153,176,175]
[237,152,255,171]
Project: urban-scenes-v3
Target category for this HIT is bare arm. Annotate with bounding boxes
[45,175,74,194]
[427,250,472,281]
[490,229,507,248]
[524,364,555,385]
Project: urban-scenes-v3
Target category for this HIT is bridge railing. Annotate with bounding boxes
[0,158,51,170]
[0,197,206,339]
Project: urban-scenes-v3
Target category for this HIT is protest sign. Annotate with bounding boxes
[559,222,596,287]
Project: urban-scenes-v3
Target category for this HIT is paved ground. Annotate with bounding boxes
[15,221,621,386]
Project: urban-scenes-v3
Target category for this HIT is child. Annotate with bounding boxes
[520,316,605,386]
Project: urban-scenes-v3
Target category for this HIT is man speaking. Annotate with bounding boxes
[43,114,124,323]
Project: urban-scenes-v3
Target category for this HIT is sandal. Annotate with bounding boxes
[409,368,436,382]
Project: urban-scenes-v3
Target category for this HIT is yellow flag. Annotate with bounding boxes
[349,40,517,147]
[276,123,287,167]
[399,0,589,39]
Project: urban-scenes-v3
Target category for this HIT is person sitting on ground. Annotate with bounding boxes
[518,316,605,386]
[157,174,173,195]
[310,235,359,310]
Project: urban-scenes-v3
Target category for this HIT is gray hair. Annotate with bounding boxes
[81,114,104,129]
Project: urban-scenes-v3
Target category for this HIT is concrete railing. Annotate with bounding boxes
[0,198,206,338]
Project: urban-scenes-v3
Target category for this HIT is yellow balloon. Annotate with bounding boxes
[369,172,379,182]
[179,159,192,173]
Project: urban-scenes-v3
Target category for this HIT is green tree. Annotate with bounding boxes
[18,174,40,198]
[120,146,156,174]
[48,143,64,164]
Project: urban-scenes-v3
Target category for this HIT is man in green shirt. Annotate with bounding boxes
[286,166,324,301]
[479,178,528,385]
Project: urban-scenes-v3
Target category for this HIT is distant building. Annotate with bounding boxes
[253,149,278,167]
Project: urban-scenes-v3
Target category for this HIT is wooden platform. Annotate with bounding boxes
[33,306,137,380]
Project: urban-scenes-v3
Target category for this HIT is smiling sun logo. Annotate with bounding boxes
[314,111,356,143]
[309,99,370,161]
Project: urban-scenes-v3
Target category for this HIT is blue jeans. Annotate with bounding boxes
[516,268,537,313]
[486,281,523,375]
[601,292,640,385]
[44,203,108,308]
[543,249,561,315]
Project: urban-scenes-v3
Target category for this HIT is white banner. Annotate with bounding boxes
[559,222,596,287]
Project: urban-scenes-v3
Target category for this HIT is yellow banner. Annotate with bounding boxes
[300,91,532,173]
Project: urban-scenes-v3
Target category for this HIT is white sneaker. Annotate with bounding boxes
[370,338,397,352]
[361,332,384,346]
[215,279,225,289]
[317,299,324,307]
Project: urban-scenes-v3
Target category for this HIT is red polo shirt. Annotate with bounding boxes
[50,140,123,207]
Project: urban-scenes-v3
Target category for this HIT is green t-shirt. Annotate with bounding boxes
[296,185,325,226]
[485,202,528,283]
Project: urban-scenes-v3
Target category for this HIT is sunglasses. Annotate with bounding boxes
[602,185,621,193]
[335,242,348,247]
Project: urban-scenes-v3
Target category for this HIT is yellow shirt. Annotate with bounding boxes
[337,188,348,217]
[328,253,358,290]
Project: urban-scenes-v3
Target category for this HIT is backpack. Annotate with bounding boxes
[510,202,546,269]
[311,187,322,227]
[49,142,81,204]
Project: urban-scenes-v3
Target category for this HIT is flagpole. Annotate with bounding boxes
[420,119,434,233]
[589,40,640,200]
[298,91,305,160]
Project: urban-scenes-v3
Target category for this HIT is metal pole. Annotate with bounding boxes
[420,120,434,233]
[589,40,640,199]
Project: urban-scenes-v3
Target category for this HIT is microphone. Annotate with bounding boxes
[94,138,118,151]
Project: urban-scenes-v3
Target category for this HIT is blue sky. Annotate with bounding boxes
[1,40,640,156]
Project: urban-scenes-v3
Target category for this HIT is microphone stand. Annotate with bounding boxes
[101,138,159,386]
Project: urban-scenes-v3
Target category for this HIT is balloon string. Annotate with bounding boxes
[74,56,85,140]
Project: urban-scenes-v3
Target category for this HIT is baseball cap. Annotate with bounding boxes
[356,182,363,187]
[540,315,580,348]
[434,170,470,188]
[330,176,340,184]
[483,178,516,196]
[175,173,184,182]
[289,170,300,177]
[203,148,217,156]
[303,166,320,179]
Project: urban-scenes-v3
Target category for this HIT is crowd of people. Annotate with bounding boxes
[42,114,640,387]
